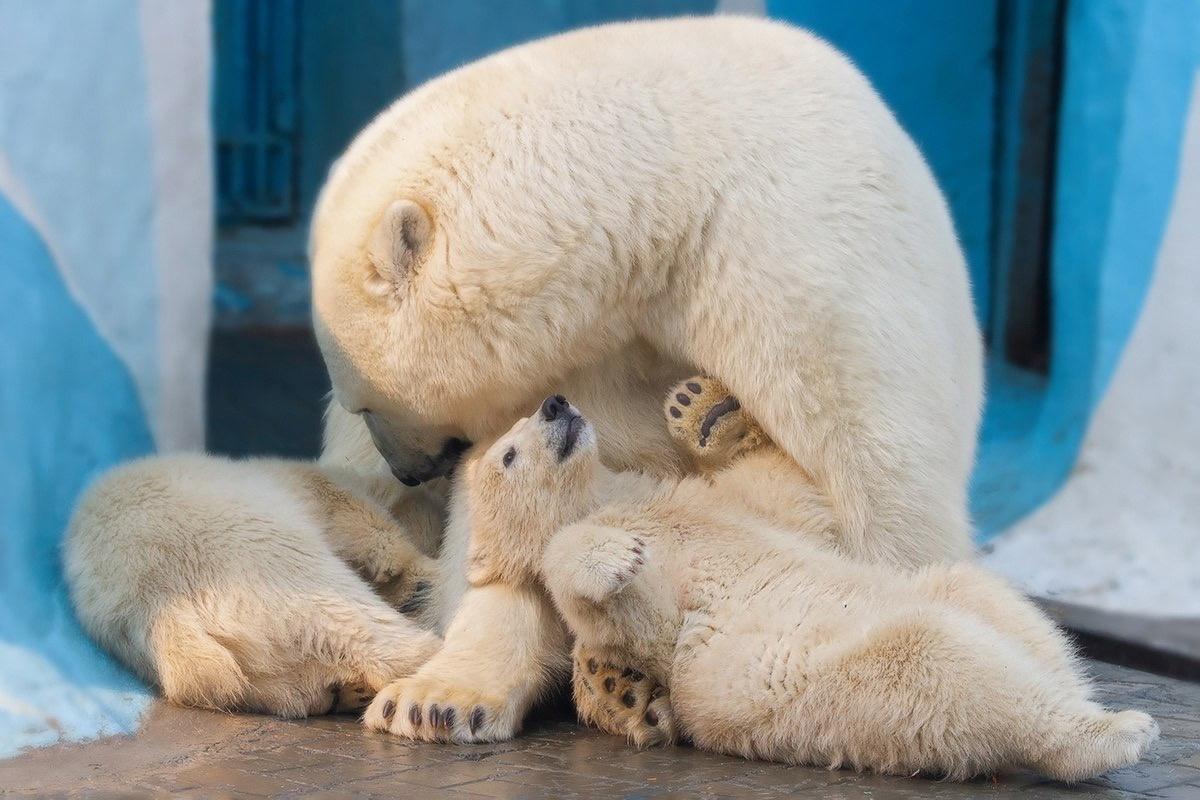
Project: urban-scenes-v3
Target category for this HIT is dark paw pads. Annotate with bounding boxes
[699,396,741,446]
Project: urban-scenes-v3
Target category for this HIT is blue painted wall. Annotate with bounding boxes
[970,0,1200,536]
[0,0,212,756]
[0,196,154,756]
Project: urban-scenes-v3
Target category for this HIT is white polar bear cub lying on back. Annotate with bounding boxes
[455,385,1157,782]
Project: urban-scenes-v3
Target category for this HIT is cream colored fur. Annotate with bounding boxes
[63,454,444,717]
[315,16,982,742]
[455,396,1158,781]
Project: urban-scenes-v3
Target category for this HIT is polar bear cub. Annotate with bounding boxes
[64,454,444,717]
[461,386,1158,781]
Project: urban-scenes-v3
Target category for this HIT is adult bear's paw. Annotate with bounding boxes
[363,673,521,743]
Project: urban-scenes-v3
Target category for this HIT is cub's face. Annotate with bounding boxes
[465,396,599,586]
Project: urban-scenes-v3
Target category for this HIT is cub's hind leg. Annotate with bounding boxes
[544,521,675,746]
[664,376,767,470]
[913,563,1086,698]
[572,642,676,747]
[791,607,1154,780]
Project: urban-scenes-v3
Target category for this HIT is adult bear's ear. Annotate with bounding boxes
[365,198,432,295]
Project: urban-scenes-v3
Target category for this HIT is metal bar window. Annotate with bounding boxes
[215,0,300,224]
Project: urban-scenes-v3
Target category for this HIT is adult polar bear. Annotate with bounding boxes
[313,17,982,741]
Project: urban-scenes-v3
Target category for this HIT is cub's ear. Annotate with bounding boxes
[365,199,432,295]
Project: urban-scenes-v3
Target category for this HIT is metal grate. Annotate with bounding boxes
[215,0,300,224]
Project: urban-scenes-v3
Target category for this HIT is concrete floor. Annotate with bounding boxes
[2,660,1198,799]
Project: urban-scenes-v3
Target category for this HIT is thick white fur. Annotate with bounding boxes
[457,404,1158,781]
[314,16,982,741]
[63,454,444,717]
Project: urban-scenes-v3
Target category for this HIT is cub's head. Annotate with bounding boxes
[465,395,599,587]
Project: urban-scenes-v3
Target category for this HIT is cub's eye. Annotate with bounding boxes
[502,447,517,468]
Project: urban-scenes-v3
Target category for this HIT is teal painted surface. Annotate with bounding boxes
[768,0,999,327]
[401,0,718,88]
[970,0,1200,537]
[215,0,300,222]
[0,194,155,758]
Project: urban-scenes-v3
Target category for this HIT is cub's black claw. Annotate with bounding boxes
[408,703,421,727]
[469,706,485,735]
[382,700,396,722]
[686,382,702,394]
[428,704,442,728]
[603,677,616,693]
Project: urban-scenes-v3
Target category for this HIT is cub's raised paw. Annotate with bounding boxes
[573,645,677,747]
[564,529,645,604]
[664,376,765,468]
[363,673,519,743]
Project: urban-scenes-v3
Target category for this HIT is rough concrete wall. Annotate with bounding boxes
[0,0,212,756]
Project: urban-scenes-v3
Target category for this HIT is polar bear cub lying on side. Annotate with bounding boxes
[65,455,444,717]
[461,384,1158,781]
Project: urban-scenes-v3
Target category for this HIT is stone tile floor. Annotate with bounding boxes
[2,660,1198,799]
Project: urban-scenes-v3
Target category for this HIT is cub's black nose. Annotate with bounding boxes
[540,394,569,421]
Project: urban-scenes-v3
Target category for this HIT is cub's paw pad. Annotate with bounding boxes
[374,555,439,610]
[363,674,516,743]
[572,649,676,747]
[664,376,763,462]
[331,680,374,713]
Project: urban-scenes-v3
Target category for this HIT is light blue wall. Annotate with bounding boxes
[0,0,213,757]
[0,195,154,757]
[970,0,1200,536]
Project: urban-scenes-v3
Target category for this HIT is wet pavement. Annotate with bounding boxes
[2,660,1198,799]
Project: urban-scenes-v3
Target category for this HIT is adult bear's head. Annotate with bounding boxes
[310,148,646,485]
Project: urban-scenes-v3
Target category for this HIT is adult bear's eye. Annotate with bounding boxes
[502,447,517,467]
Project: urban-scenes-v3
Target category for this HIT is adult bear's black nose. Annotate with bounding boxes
[541,394,569,421]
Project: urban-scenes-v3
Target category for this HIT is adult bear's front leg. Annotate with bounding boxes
[363,583,570,742]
